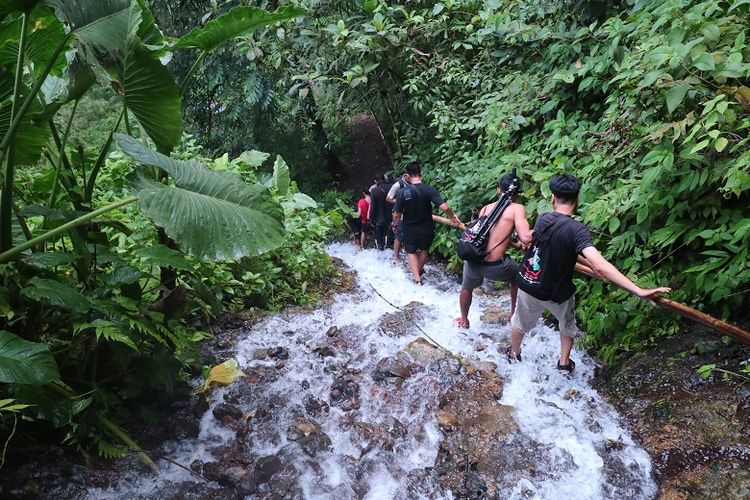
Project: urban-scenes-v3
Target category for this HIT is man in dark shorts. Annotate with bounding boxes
[456,173,533,329]
[508,173,671,374]
[369,174,394,250]
[392,162,460,285]
[386,172,410,262]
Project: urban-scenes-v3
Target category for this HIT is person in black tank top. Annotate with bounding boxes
[508,174,671,374]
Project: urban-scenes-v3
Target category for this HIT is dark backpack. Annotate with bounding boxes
[457,174,521,263]
[517,215,571,302]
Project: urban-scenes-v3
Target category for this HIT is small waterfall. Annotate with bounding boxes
[87,243,657,499]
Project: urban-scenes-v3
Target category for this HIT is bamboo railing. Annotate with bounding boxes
[432,214,750,345]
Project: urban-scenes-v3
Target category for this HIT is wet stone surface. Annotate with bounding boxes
[596,327,750,498]
[0,246,671,499]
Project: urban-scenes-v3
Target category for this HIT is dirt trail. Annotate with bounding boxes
[339,113,392,196]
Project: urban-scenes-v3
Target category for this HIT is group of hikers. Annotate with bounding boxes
[349,163,671,374]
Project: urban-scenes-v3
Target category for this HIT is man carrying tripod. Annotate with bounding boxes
[456,172,533,328]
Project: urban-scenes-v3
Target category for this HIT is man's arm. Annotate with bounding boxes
[581,246,671,298]
[513,205,533,245]
[438,202,461,224]
[386,182,400,203]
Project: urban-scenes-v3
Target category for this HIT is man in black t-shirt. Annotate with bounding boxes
[508,173,671,374]
[393,162,460,285]
[369,174,394,250]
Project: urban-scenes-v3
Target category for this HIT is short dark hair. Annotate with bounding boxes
[498,172,522,193]
[405,162,421,176]
[549,173,581,204]
[362,187,370,195]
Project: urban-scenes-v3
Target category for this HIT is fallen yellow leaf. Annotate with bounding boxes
[195,358,246,393]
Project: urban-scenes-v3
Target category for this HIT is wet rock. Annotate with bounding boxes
[299,431,332,456]
[377,301,428,337]
[326,326,340,337]
[303,395,330,417]
[275,361,286,369]
[213,403,243,421]
[595,328,750,498]
[257,465,302,499]
[314,345,336,357]
[191,394,210,418]
[267,346,289,359]
[172,414,200,439]
[253,349,269,360]
[202,461,222,482]
[329,377,360,410]
[474,343,487,352]
[254,455,282,484]
[218,466,250,489]
[435,365,559,498]
[373,352,422,381]
[480,306,511,324]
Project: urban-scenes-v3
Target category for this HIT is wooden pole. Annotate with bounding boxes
[433,214,750,345]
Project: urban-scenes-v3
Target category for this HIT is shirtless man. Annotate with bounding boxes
[456,172,533,329]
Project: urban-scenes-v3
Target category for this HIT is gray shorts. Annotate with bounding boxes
[461,255,518,290]
[510,289,580,338]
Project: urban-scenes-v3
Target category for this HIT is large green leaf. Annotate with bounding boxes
[135,0,166,52]
[273,155,290,196]
[0,6,70,76]
[120,45,181,151]
[0,70,48,165]
[22,277,91,313]
[666,83,690,113]
[0,330,60,384]
[173,5,305,51]
[116,134,286,260]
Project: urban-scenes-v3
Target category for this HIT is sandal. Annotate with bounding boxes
[454,317,470,329]
[505,346,522,364]
[556,359,576,375]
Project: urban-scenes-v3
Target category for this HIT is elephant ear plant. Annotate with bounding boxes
[0,0,303,468]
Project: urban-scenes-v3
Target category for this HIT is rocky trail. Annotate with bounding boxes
[5,243,749,499]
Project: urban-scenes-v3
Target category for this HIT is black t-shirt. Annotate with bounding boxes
[369,181,393,225]
[394,183,444,235]
[518,212,594,302]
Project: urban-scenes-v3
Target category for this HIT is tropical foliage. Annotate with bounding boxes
[214,0,749,362]
[0,0,342,465]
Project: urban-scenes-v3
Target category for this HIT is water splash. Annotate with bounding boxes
[87,243,657,499]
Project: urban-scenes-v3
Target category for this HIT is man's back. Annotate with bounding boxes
[397,183,443,232]
[369,181,392,225]
[519,212,593,302]
[479,201,529,262]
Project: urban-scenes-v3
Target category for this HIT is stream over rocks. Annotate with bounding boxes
[79,244,657,498]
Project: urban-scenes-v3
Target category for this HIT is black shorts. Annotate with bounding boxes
[403,232,434,254]
[349,218,363,237]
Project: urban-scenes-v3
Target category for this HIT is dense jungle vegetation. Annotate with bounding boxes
[0,0,749,468]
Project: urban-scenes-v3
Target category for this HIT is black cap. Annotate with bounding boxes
[498,172,522,193]
[549,173,581,198]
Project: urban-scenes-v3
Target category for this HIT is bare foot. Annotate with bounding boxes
[454,317,470,329]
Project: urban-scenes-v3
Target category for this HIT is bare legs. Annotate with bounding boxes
[457,287,472,328]
[407,250,429,284]
[510,327,524,358]
[393,238,402,262]
[511,327,574,366]
[559,334,573,366]
[509,281,518,317]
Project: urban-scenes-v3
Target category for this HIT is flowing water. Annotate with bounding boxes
[86,243,658,499]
